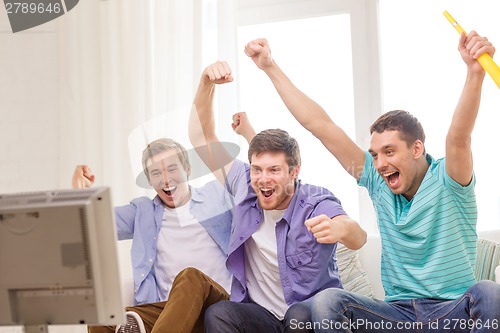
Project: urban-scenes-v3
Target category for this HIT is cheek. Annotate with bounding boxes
[249,176,260,190]
[276,176,293,188]
[149,178,161,187]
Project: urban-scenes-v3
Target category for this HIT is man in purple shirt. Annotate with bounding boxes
[188,61,367,332]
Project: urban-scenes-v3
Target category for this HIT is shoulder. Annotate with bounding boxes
[129,196,157,208]
[296,182,341,205]
[433,156,475,192]
[291,182,346,219]
[130,196,154,203]
[228,159,249,177]
[194,180,227,196]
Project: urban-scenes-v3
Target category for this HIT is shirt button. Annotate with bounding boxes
[241,289,245,294]
[149,258,153,262]
[239,236,244,241]
[298,261,302,265]
[141,273,145,277]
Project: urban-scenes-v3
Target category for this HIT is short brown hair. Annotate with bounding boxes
[370,110,425,147]
[141,138,191,182]
[248,129,301,169]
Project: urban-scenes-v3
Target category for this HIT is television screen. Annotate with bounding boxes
[0,187,124,331]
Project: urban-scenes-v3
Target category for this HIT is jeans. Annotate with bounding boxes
[204,300,313,333]
[310,280,500,332]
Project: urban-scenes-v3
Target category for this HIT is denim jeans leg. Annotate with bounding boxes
[284,301,313,333]
[204,300,283,333]
[418,280,500,333]
[310,288,418,333]
[311,281,500,333]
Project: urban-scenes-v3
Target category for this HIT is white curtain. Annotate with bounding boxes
[57,0,238,205]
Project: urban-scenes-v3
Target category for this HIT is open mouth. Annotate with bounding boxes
[382,171,400,187]
[162,185,177,197]
[260,187,275,198]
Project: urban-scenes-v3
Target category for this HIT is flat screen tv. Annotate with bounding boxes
[0,187,124,332]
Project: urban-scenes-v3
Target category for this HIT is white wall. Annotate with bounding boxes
[0,9,60,194]
[0,8,85,333]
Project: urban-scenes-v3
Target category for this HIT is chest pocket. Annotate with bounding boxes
[286,249,315,284]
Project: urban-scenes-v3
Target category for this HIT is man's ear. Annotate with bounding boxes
[145,169,153,187]
[291,165,300,179]
[413,140,425,159]
[186,167,191,178]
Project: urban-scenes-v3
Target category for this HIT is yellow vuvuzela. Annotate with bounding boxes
[444,10,500,89]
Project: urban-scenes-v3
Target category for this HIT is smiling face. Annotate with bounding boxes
[369,130,425,199]
[250,151,299,211]
[146,149,191,208]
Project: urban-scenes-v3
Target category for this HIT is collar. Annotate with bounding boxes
[425,153,435,164]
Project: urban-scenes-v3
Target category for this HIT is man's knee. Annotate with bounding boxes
[468,280,500,304]
[284,302,313,333]
[205,300,234,326]
[309,288,357,321]
[285,302,311,323]
[311,288,352,309]
[173,267,211,288]
[177,267,205,280]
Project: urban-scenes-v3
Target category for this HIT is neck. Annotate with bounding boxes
[403,155,430,201]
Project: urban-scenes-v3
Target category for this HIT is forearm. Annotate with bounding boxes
[242,127,257,144]
[190,68,234,180]
[447,70,485,142]
[189,78,219,147]
[262,62,365,178]
[336,216,367,250]
[263,62,332,134]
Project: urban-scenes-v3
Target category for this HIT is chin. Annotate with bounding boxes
[388,188,403,195]
[163,200,176,208]
[257,198,276,210]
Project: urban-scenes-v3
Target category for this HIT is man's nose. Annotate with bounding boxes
[258,171,272,182]
[375,155,387,170]
[160,174,170,185]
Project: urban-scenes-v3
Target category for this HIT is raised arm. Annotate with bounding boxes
[71,165,95,189]
[446,31,495,185]
[245,38,365,180]
[232,112,256,144]
[189,61,235,183]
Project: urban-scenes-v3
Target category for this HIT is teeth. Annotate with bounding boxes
[163,185,176,192]
[260,187,274,198]
[382,171,396,178]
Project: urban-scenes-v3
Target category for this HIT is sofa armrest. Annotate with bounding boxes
[475,238,500,282]
[358,234,384,300]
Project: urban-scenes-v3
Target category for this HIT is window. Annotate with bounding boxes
[379,0,500,231]
[236,15,361,222]
[233,0,379,231]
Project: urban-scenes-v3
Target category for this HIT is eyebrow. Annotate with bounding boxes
[369,144,396,153]
[149,162,178,172]
[251,164,282,169]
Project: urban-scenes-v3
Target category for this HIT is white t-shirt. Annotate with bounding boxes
[244,209,288,319]
[154,201,231,300]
